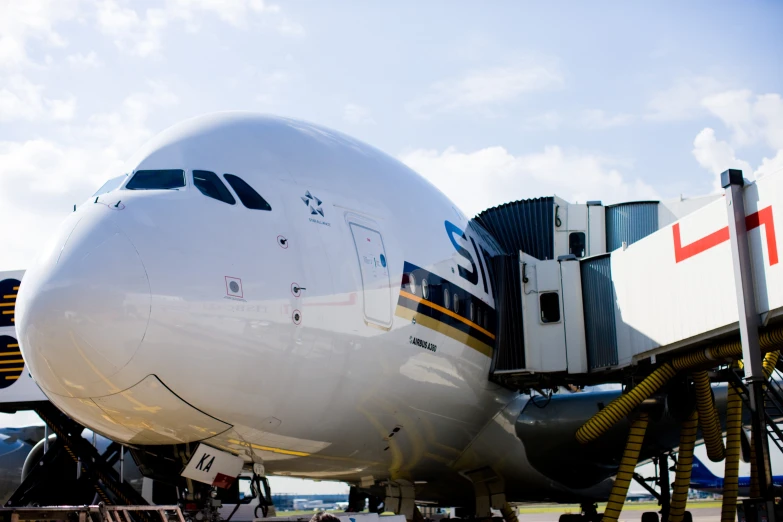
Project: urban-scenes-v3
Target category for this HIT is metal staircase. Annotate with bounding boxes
[725,366,783,455]
[5,402,149,515]
[0,504,184,522]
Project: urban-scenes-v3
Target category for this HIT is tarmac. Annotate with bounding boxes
[515,507,720,521]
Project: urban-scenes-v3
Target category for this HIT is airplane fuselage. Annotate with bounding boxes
[16,113,611,504]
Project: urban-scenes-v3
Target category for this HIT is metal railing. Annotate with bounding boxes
[0,504,185,522]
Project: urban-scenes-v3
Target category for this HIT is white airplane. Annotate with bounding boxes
[13,113,693,516]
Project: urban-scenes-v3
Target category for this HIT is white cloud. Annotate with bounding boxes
[343,104,375,125]
[96,1,168,57]
[399,145,657,217]
[755,150,783,179]
[521,111,562,131]
[0,82,178,270]
[277,18,305,37]
[407,60,563,118]
[692,88,783,188]
[0,0,81,68]
[0,74,76,122]
[84,81,179,157]
[0,137,126,270]
[163,0,280,29]
[580,109,634,130]
[646,75,724,121]
[522,110,632,131]
[67,51,102,69]
[691,128,754,190]
[95,0,299,56]
[702,90,783,149]
[47,96,77,121]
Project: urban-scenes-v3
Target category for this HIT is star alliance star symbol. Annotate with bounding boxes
[301,190,324,217]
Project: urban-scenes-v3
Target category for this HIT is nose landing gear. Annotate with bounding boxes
[182,473,273,522]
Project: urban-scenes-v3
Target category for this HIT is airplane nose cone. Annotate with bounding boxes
[16,210,151,398]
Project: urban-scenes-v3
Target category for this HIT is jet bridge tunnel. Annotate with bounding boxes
[478,168,783,521]
[480,169,782,391]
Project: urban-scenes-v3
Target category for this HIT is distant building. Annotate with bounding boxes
[272,493,349,511]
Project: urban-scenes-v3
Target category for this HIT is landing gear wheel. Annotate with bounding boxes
[557,515,583,522]
[368,495,384,514]
[347,486,367,512]
[640,512,659,522]
[581,503,600,522]
[682,511,693,522]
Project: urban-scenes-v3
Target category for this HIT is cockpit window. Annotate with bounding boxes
[193,170,236,205]
[93,174,128,196]
[126,169,185,190]
[223,174,272,211]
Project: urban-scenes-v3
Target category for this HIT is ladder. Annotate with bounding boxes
[725,367,783,455]
[5,402,149,511]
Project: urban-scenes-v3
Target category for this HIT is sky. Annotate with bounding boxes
[1,0,783,496]
[1,1,783,271]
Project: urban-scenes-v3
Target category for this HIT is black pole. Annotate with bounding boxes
[658,454,671,522]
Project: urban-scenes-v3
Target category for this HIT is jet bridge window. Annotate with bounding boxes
[193,170,236,205]
[569,232,586,258]
[126,169,185,190]
[223,174,272,211]
[540,292,561,324]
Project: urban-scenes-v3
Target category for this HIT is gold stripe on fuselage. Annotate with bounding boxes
[395,305,492,358]
[398,290,495,340]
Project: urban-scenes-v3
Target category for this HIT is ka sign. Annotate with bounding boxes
[181,443,244,489]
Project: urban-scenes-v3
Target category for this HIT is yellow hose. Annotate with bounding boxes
[693,370,725,461]
[576,326,783,445]
[721,364,743,522]
[602,413,649,522]
[500,503,518,522]
[763,351,780,378]
[576,364,675,444]
[670,410,698,522]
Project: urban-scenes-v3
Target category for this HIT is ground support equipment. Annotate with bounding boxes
[0,504,183,522]
[5,402,148,512]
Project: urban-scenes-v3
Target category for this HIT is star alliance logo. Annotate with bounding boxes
[302,190,330,226]
[301,190,324,217]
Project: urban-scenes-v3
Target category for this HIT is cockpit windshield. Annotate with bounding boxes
[193,170,236,205]
[223,174,272,211]
[126,169,186,190]
[92,175,128,196]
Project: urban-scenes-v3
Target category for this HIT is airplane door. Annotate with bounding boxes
[348,222,392,328]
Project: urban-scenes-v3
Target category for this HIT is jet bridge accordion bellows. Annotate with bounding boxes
[476,198,556,375]
[490,254,526,372]
[475,197,555,261]
[580,254,619,370]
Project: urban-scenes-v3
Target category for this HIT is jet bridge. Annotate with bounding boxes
[482,168,783,521]
[484,169,782,390]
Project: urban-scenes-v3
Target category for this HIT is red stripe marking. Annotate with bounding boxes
[746,206,778,265]
[673,205,778,265]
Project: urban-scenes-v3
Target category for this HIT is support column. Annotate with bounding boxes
[722,168,773,503]
[658,454,670,522]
